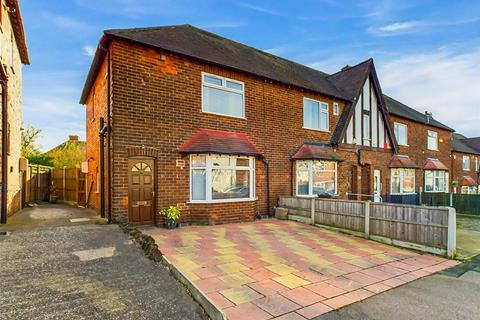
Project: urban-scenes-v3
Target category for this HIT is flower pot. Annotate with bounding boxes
[165,218,178,229]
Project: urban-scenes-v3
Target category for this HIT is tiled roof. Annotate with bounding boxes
[384,95,453,131]
[291,142,343,161]
[452,133,480,155]
[388,155,420,169]
[424,158,448,171]
[178,129,263,157]
[461,176,477,186]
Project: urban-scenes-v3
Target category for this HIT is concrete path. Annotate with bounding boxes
[318,255,480,320]
[0,204,207,320]
[457,215,480,259]
[144,220,458,320]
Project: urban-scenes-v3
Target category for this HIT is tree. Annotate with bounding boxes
[21,125,41,158]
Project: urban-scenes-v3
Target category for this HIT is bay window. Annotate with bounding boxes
[425,170,448,193]
[391,168,415,194]
[304,98,329,131]
[202,73,244,118]
[296,160,337,196]
[190,155,255,202]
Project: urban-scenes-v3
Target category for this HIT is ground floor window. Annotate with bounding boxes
[425,170,448,193]
[190,155,255,202]
[461,186,478,194]
[391,168,415,194]
[296,160,337,196]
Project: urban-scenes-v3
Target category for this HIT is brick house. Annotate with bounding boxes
[0,0,29,223]
[385,96,454,197]
[451,133,480,194]
[80,25,455,225]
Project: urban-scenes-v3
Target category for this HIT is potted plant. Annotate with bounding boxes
[159,206,180,229]
[49,181,57,203]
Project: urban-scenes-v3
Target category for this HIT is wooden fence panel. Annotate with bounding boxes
[278,197,311,218]
[314,198,365,232]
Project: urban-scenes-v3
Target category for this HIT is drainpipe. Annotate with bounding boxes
[261,158,270,216]
[99,117,106,218]
[1,77,7,224]
[99,45,112,224]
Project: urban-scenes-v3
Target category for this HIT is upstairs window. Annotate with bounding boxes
[363,114,370,144]
[303,98,329,131]
[394,122,408,146]
[427,130,438,151]
[475,158,479,172]
[202,73,244,118]
[333,103,339,115]
[463,156,470,171]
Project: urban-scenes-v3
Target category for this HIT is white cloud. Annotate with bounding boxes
[238,2,283,16]
[378,48,480,136]
[368,21,418,36]
[82,45,96,57]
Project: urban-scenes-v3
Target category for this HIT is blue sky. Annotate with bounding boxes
[20,0,480,151]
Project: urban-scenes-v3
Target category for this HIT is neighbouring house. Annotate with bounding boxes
[0,0,29,222]
[42,135,86,168]
[80,24,457,225]
[451,133,480,194]
[385,96,454,199]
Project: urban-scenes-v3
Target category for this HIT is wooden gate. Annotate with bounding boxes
[27,165,52,202]
[51,167,87,205]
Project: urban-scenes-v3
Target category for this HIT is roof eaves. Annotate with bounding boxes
[6,0,29,64]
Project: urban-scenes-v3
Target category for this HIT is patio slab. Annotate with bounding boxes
[144,219,458,319]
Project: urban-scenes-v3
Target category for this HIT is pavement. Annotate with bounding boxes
[0,203,207,320]
[144,219,458,320]
[318,255,480,320]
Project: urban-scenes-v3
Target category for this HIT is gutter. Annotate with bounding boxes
[261,158,271,216]
[1,75,7,224]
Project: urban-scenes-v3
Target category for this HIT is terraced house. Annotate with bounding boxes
[451,133,480,194]
[81,24,458,225]
[0,0,29,223]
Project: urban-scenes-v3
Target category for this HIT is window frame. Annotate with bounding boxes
[333,102,339,116]
[303,97,329,132]
[424,170,449,193]
[427,130,438,151]
[201,72,245,119]
[295,160,338,197]
[463,155,470,171]
[189,154,255,203]
[394,122,408,146]
[390,168,416,195]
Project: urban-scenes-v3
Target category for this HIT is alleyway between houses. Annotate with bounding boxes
[0,204,206,320]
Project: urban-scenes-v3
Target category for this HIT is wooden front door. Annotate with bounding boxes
[128,159,155,224]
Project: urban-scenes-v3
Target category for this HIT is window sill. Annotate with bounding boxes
[303,127,330,133]
[187,197,257,204]
[427,148,439,152]
[389,193,417,195]
[202,110,246,120]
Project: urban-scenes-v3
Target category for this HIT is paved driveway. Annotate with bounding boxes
[0,204,206,320]
[145,220,457,320]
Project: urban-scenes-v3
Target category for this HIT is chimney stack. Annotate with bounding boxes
[69,135,79,142]
[341,65,351,71]
[424,111,432,124]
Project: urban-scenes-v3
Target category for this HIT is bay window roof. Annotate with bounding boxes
[461,176,477,186]
[388,155,419,169]
[424,158,448,171]
[291,142,343,162]
[178,129,263,157]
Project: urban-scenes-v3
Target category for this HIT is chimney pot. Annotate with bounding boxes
[69,135,79,141]
[341,65,351,71]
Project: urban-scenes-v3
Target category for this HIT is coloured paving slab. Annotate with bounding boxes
[144,220,459,320]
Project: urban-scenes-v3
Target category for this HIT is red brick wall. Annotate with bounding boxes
[84,39,429,224]
[451,151,480,192]
[389,115,453,192]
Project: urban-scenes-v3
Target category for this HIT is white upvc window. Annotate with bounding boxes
[427,130,438,151]
[475,157,479,172]
[425,170,449,193]
[190,155,255,203]
[363,114,370,144]
[463,156,470,171]
[303,98,329,131]
[333,102,339,115]
[296,160,337,196]
[394,122,408,146]
[390,168,415,194]
[202,73,245,118]
[461,186,478,195]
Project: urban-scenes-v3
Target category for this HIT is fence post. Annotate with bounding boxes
[63,167,66,201]
[310,198,315,225]
[364,201,370,239]
[37,164,40,201]
[447,207,456,258]
[449,192,453,207]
